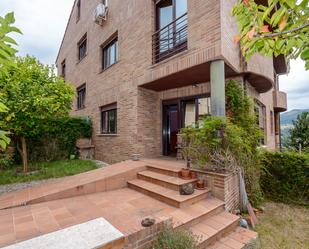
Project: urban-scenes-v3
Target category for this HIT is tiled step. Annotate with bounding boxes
[171,197,225,230]
[146,164,181,177]
[137,170,197,191]
[127,179,210,208]
[206,227,258,249]
[189,211,240,248]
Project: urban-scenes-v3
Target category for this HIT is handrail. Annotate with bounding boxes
[153,13,187,36]
[152,13,188,63]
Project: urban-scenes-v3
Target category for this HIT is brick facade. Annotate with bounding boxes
[56,0,287,163]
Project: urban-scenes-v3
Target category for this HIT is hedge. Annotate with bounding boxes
[260,151,309,205]
[27,117,92,162]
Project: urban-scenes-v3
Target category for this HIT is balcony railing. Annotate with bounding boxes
[152,13,188,64]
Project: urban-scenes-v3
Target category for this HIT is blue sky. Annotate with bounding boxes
[1,0,308,111]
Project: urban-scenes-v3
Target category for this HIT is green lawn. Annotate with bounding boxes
[256,202,309,249]
[0,160,98,185]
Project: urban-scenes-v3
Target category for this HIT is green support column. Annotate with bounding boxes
[210,60,226,117]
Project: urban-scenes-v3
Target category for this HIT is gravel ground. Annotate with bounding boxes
[0,160,109,196]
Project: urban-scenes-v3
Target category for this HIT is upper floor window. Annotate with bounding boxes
[61,60,66,79]
[101,103,117,134]
[78,34,87,61]
[77,0,81,21]
[255,101,267,145]
[102,37,118,70]
[270,110,274,134]
[77,84,86,109]
[153,0,188,63]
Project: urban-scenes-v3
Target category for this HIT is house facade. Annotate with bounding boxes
[57,0,288,163]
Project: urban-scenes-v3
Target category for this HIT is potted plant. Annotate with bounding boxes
[180,146,192,179]
[196,178,205,189]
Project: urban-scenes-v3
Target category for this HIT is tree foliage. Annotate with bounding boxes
[288,112,309,150]
[232,0,309,69]
[0,12,21,149]
[0,56,74,171]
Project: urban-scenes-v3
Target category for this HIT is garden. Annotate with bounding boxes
[0,13,96,188]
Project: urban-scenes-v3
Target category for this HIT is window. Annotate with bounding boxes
[153,0,188,62]
[78,34,87,61]
[77,84,86,109]
[101,104,117,134]
[270,111,274,134]
[102,38,118,70]
[77,0,81,21]
[183,97,211,127]
[61,60,66,79]
[255,101,267,145]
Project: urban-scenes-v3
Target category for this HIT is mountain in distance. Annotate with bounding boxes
[281,109,309,127]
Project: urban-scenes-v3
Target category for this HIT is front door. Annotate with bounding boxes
[163,103,179,156]
[162,96,211,156]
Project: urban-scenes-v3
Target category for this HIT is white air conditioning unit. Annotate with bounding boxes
[94,0,108,25]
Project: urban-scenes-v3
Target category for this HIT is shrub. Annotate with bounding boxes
[260,151,309,205]
[150,229,199,249]
[180,80,264,206]
[0,151,13,170]
[26,117,92,162]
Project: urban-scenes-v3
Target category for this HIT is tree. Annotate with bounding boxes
[232,0,309,69]
[289,112,309,151]
[0,56,74,172]
[0,12,21,149]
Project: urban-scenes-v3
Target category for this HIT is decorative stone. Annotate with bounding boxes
[141,218,155,227]
[179,183,195,195]
[131,154,141,161]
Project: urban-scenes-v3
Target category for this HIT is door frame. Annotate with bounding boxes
[162,93,210,156]
[162,99,181,156]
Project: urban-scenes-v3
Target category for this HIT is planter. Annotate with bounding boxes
[196,180,206,190]
[180,168,191,180]
[190,171,197,179]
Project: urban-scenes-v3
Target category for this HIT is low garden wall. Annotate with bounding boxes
[123,218,173,249]
[192,169,240,211]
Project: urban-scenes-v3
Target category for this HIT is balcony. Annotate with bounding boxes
[152,13,188,64]
[274,54,289,75]
[273,90,287,112]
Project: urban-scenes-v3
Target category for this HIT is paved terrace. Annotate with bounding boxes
[0,158,257,248]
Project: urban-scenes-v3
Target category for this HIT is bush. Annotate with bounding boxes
[180,80,264,206]
[260,151,309,205]
[26,117,92,162]
[150,229,199,249]
[0,151,13,170]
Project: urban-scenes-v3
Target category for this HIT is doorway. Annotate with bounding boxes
[163,103,179,156]
[162,96,211,156]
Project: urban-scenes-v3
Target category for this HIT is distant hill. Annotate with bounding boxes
[281,109,309,126]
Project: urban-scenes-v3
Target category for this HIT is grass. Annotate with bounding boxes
[0,160,98,185]
[256,202,309,249]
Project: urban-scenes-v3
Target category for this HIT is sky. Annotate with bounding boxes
[0,0,308,111]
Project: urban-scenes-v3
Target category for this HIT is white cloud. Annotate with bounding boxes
[279,59,309,111]
[0,0,75,64]
[0,0,308,110]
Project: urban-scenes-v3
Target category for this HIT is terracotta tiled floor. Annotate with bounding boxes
[0,160,149,210]
[0,187,223,247]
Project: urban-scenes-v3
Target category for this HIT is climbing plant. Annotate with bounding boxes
[181,80,264,206]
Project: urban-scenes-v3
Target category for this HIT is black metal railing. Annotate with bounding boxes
[152,13,188,64]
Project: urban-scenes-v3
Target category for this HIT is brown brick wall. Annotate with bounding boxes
[57,0,281,163]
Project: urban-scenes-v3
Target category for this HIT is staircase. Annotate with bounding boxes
[128,164,257,249]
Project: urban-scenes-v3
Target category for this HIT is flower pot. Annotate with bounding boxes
[180,168,191,179]
[190,171,197,179]
[196,180,205,189]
